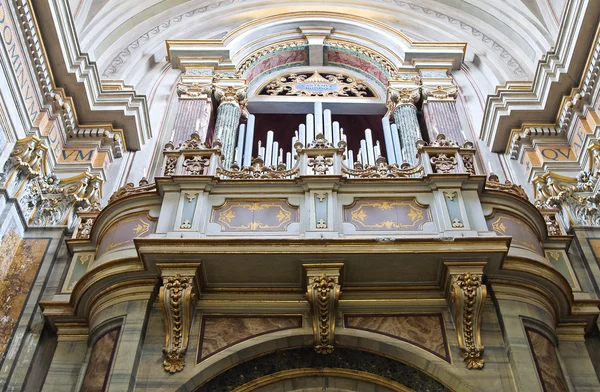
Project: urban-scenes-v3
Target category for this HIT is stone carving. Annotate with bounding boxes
[462,154,475,175]
[176,82,213,98]
[262,71,372,97]
[430,154,457,174]
[183,156,210,175]
[449,272,486,369]
[306,266,341,354]
[2,138,103,228]
[386,86,421,113]
[422,85,458,100]
[307,155,333,175]
[485,174,529,200]
[214,85,248,110]
[160,275,196,373]
[76,218,94,239]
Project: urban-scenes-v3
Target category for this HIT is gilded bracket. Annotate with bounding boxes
[304,264,343,354]
[444,263,487,370]
[160,273,197,373]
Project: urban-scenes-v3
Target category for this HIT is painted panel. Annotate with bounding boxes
[246,50,307,83]
[486,212,543,254]
[62,252,94,293]
[81,327,120,392]
[0,220,49,357]
[344,198,432,231]
[211,199,298,232]
[526,328,569,392]
[325,49,388,86]
[545,250,579,290]
[344,314,450,362]
[96,213,156,257]
[197,315,302,362]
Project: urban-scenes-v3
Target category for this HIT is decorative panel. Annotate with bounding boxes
[545,250,580,290]
[314,192,328,229]
[96,213,156,257]
[486,212,543,254]
[211,199,298,232]
[0,218,49,357]
[443,191,464,228]
[81,327,121,392]
[343,198,432,231]
[526,328,569,392]
[179,192,199,230]
[62,252,94,293]
[197,315,302,362]
[246,49,308,83]
[344,314,450,362]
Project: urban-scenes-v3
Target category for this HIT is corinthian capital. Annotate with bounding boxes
[176,81,213,98]
[385,84,421,115]
[214,84,248,109]
[422,84,458,100]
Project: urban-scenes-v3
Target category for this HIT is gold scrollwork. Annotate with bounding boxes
[160,275,196,373]
[450,272,486,369]
[261,71,373,98]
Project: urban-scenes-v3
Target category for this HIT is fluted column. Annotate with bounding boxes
[173,80,213,147]
[422,84,468,144]
[386,83,421,167]
[214,83,247,168]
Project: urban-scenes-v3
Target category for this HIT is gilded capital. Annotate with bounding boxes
[385,85,421,115]
[176,81,213,99]
[422,84,458,101]
[213,84,248,112]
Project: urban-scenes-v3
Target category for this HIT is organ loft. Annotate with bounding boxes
[1,1,600,391]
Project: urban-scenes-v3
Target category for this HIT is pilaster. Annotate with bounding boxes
[173,73,214,147]
[422,80,467,144]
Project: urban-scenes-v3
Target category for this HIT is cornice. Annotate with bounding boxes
[480,0,600,152]
[27,0,151,150]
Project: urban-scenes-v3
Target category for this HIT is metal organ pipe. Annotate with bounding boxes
[265,131,274,166]
[381,117,396,164]
[324,109,333,141]
[314,102,323,137]
[365,129,375,165]
[235,124,245,164]
[243,115,255,166]
[306,114,314,143]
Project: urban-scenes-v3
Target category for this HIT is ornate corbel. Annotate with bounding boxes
[304,264,343,354]
[444,263,487,369]
[159,274,197,373]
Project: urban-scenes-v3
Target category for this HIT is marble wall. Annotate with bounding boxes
[81,327,121,391]
[0,218,49,358]
[526,328,569,392]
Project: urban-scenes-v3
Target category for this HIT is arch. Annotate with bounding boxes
[178,329,475,392]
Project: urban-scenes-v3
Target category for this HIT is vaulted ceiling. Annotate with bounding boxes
[68,0,565,91]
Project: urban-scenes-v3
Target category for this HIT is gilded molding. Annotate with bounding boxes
[445,264,487,370]
[385,86,421,113]
[305,264,342,354]
[213,84,248,112]
[261,71,372,97]
[422,84,458,100]
[177,82,213,98]
[485,173,529,200]
[342,156,423,178]
[160,274,196,373]
[107,178,157,205]
[217,157,299,179]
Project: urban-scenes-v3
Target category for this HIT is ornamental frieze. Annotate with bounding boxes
[343,198,432,231]
[211,199,299,232]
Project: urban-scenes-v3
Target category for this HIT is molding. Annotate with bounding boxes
[29,0,151,150]
[480,0,600,152]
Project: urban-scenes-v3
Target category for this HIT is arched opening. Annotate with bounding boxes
[189,347,453,392]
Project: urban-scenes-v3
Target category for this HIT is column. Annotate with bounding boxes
[213,82,247,168]
[173,76,213,147]
[386,81,421,167]
[422,82,468,144]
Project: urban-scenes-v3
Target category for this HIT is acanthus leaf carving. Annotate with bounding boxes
[446,267,487,370]
[160,274,196,373]
[305,265,342,354]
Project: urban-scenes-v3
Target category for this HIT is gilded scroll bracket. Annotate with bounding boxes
[159,272,198,373]
[444,263,487,370]
[304,264,343,354]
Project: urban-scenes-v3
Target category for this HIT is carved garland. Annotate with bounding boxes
[307,273,340,354]
[451,272,486,369]
[160,275,196,373]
